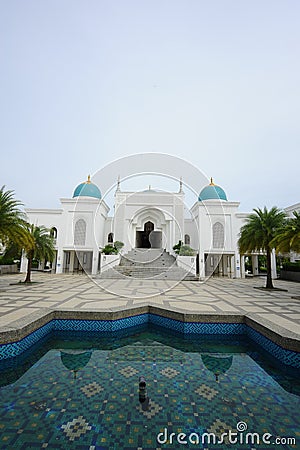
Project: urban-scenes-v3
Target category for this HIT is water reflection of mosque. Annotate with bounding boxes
[60,350,93,378]
[201,354,233,382]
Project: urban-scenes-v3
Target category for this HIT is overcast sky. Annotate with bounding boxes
[1,0,299,212]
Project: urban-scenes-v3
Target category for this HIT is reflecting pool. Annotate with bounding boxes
[0,325,299,449]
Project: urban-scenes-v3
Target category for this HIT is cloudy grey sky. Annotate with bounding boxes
[1,0,299,212]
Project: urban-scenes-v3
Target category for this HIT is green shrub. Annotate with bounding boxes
[173,240,183,254]
[173,240,196,256]
[101,241,124,255]
[114,241,124,251]
[178,245,196,256]
[101,245,118,255]
[0,255,15,265]
[281,261,300,272]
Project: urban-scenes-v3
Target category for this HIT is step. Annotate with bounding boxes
[97,248,197,280]
[98,265,198,281]
[120,248,176,268]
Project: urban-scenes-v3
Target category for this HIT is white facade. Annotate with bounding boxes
[22,175,296,278]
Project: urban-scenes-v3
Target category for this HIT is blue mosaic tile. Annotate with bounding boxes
[0,321,53,360]
[246,326,300,368]
[0,315,299,369]
[111,314,148,331]
[149,313,184,332]
[53,319,112,332]
[184,322,246,334]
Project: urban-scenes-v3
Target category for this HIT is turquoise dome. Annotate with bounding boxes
[73,176,101,199]
[198,178,227,201]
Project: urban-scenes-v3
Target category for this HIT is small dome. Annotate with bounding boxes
[198,178,227,201]
[73,175,101,199]
[142,185,159,193]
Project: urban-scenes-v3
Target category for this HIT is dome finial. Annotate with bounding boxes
[210,177,215,186]
[87,175,91,184]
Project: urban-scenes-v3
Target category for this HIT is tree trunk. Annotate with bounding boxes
[266,249,274,289]
[25,255,32,283]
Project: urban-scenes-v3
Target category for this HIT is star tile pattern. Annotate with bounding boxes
[195,384,219,400]
[80,381,104,398]
[0,274,299,449]
[118,366,138,378]
[61,415,92,441]
[0,328,299,449]
[160,367,180,378]
[136,399,163,419]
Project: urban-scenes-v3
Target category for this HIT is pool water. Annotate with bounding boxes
[0,324,299,449]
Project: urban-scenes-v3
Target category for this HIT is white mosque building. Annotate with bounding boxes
[22,174,287,279]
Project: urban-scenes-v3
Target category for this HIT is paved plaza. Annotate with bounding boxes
[0,273,299,345]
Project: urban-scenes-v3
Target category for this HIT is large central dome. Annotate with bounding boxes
[73,176,101,199]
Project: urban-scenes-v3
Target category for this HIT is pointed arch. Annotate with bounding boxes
[213,222,224,248]
[74,219,86,246]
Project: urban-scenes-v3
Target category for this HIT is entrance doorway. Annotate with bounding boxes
[136,221,162,248]
[136,221,153,248]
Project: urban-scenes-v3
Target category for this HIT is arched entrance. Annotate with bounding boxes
[136,221,153,248]
[136,221,162,248]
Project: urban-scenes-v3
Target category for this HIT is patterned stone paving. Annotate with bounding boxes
[0,273,298,446]
[0,273,299,342]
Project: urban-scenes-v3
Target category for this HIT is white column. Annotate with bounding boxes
[240,255,245,278]
[252,255,259,275]
[69,251,75,273]
[271,249,277,279]
[56,248,63,274]
[198,252,205,280]
[235,253,241,278]
[92,249,99,275]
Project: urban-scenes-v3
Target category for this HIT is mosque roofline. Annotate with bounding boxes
[25,208,63,214]
[115,190,184,195]
[235,212,252,218]
[284,202,300,211]
[60,196,108,203]
[193,200,240,206]
[60,197,110,211]
[190,201,240,213]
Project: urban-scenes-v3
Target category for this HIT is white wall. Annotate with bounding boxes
[100,254,120,272]
[177,256,196,275]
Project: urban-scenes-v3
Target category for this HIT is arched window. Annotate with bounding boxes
[184,234,190,245]
[213,222,224,248]
[144,221,154,233]
[108,232,114,243]
[74,219,86,246]
[50,227,57,239]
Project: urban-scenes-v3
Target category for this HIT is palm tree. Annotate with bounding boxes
[238,207,286,289]
[271,211,300,254]
[0,186,32,249]
[24,225,55,283]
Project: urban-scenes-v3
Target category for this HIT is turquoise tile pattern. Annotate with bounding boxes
[0,314,299,368]
[0,327,299,449]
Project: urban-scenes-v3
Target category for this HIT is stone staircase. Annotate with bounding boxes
[98,248,198,280]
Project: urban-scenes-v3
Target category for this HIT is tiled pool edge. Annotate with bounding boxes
[0,307,299,367]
